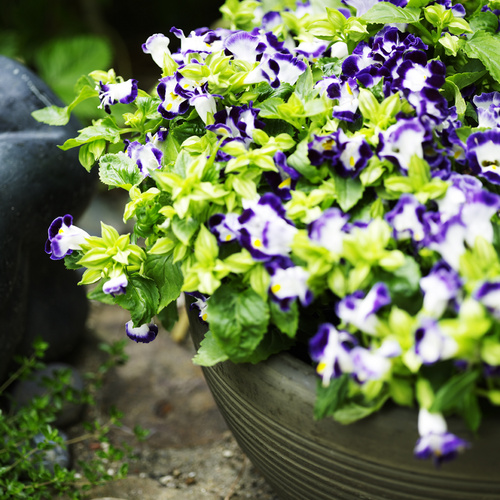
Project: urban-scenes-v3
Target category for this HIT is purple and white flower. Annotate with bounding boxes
[473,92,500,129]
[308,208,350,254]
[414,408,468,466]
[385,194,428,243]
[189,91,220,124]
[264,151,300,200]
[206,102,265,150]
[268,260,312,310]
[187,291,209,322]
[103,273,128,297]
[45,214,90,260]
[209,212,242,243]
[157,74,191,119]
[336,282,391,335]
[170,27,224,61]
[245,52,307,89]
[350,339,401,383]
[125,320,159,343]
[378,117,428,171]
[238,193,297,260]
[335,130,373,178]
[414,318,458,365]
[393,56,446,94]
[126,140,163,176]
[474,281,500,320]
[419,261,462,318]
[97,79,138,114]
[309,323,357,386]
[223,31,267,63]
[142,33,172,68]
[466,130,500,185]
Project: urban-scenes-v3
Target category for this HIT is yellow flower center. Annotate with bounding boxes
[278,178,292,189]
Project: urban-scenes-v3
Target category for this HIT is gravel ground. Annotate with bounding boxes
[66,301,280,500]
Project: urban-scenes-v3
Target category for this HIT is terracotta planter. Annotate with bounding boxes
[188,309,500,500]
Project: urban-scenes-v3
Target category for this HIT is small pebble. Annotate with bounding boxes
[159,474,174,485]
[222,450,234,458]
[32,431,70,473]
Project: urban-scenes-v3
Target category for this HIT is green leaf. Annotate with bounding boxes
[171,216,200,246]
[287,139,326,182]
[59,118,121,150]
[99,152,143,189]
[314,375,349,420]
[469,11,499,34]
[459,391,482,433]
[144,253,184,310]
[295,64,314,100]
[192,330,230,366]
[334,175,364,212]
[86,281,116,305]
[362,2,421,24]
[114,275,160,326]
[270,300,299,338]
[429,370,480,414]
[156,300,179,331]
[464,31,500,85]
[333,392,390,424]
[207,283,270,362]
[34,35,112,105]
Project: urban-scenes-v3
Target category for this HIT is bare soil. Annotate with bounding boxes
[66,301,280,500]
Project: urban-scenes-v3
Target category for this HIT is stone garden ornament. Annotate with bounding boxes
[34,0,500,497]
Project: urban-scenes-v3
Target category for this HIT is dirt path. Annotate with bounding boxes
[67,301,280,500]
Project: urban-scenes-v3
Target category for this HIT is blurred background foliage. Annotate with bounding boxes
[0,0,222,120]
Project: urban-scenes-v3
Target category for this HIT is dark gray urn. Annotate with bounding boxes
[0,56,96,379]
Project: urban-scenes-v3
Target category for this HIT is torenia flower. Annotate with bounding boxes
[103,273,128,297]
[97,79,138,114]
[414,408,468,466]
[466,130,500,185]
[142,33,172,68]
[125,320,158,343]
[385,194,428,243]
[414,318,458,365]
[170,27,224,61]
[308,208,350,254]
[378,117,428,171]
[157,74,191,119]
[45,214,90,260]
[350,339,401,383]
[267,258,312,310]
[245,52,307,89]
[473,92,500,129]
[309,323,356,386]
[126,140,163,176]
[206,102,265,150]
[335,130,372,178]
[223,31,266,63]
[209,212,242,243]
[238,193,297,260]
[336,282,391,335]
[474,281,500,320]
[419,261,462,318]
[186,292,209,322]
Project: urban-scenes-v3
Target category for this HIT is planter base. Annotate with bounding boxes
[188,309,500,500]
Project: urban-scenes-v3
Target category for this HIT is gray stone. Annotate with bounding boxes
[32,430,70,473]
[0,55,96,378]
[10,362,85,427]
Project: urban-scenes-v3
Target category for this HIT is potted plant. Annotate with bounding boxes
[35,0,500,497]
